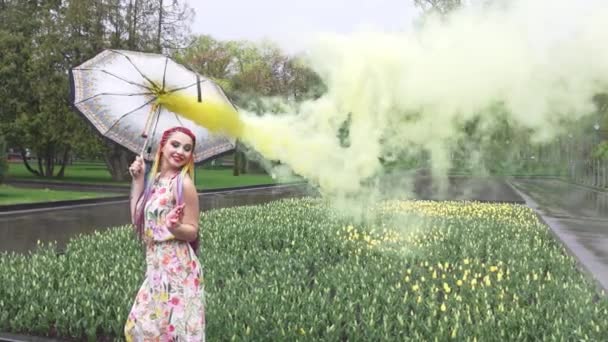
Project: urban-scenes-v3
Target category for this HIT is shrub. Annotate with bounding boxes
[1,198,607,340]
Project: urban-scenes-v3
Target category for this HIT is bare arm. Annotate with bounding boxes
[130,179,145,224]
[168,175,199,242]
[128,156,146,224]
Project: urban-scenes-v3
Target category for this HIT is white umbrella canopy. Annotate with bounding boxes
[70,49,236,162]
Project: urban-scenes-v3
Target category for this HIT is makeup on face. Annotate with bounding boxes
[169,140,193,153]
[162,132,194,167]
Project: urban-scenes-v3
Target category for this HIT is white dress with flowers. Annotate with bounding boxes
[125,174,205,342]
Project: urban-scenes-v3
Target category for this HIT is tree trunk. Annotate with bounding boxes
[156,0,163,53]
[127,0,139,49]
[45,145,54,177]
[20,148,40,176]
[56,146,70,178]
[37,155,43,176]
[103,141,134,181]
[240,152,248,174]
[233,151,240,176]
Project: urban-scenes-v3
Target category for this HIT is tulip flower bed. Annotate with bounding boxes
[1,198,607,341]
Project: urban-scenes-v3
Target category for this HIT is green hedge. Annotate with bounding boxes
[1,198,607,340]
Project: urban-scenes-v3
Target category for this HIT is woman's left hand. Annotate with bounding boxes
[166,204,186,231]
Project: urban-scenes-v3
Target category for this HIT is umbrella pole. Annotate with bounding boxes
[141,103,158,139]
[140,138,150,158]
[140,104,160,158]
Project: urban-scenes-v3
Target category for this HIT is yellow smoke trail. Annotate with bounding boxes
[156,92,365,193]
[156,94,276,160]
[158,0,608,200]
[157,93,244,138]
[156,93,316,188]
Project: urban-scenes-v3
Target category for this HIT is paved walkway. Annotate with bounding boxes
[509,178,608,291]
[0,183,310,253]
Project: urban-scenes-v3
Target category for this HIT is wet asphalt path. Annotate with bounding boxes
[509,178,608,290]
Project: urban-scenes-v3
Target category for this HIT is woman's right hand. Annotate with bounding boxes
[128,155,146,181]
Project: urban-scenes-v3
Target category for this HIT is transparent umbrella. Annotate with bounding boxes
[70,49,236,162]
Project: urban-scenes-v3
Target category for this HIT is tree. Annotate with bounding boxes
[61,0,135,180]
[283,56,326,102]
[0,0,129,179]
[151,0,194,52]
[593,93,608,130]
[0,0,74,178]
[0,0,36,154]
[0,0,196,180]
[413,0,462,16]
[174,35,234,85]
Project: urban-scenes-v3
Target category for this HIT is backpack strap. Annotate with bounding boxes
[173,172,199,255]
[174,173,184,205]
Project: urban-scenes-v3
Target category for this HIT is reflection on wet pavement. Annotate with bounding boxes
[1,176,521,254]
[0,185,311,253]
[510,179,608,219]
[510,178,608,290]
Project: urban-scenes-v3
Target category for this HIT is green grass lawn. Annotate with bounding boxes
[6,161,278,189]
[2,161,283,205]
[0,184,120,205]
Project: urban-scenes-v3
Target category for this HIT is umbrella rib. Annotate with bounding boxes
[174,112,185,127]
[104,98,157,135]
[150,106,162,151]
[214,83,239,111]
[111,50,159,89]
[74,68,150,90]
[75,92,154,105]
[165,81,203,94]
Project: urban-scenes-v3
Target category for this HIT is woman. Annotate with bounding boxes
[124,126,205,341]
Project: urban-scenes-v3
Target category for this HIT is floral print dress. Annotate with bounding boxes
[125,174,205,342]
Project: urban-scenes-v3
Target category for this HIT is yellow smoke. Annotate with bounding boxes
[157,93,244,138]
[158,0,608,199]
[156,92,363,193]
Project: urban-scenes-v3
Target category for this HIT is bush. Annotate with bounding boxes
[1,198,607,340]
[592,141,608,160]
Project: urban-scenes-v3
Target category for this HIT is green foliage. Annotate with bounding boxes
[0,0,194,180]
[2,198,607,340]
[0,0,95,177]
[176,36,326,106]
[337,113,352,148]
[592,141,608,160]
[0,230,143,339]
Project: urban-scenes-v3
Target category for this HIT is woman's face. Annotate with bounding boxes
[161,131,194,170]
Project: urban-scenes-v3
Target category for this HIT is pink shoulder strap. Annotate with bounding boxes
[175,173,184,205]
[173,172,199,254]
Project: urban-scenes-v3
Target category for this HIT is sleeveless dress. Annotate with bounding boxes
[125,174,205,342]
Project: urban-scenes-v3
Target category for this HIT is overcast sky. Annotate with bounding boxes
[186,0,420,53]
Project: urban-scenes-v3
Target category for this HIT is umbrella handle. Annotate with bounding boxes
[141,103,158,138]
[140,103,160,158]
[140,139,150,157]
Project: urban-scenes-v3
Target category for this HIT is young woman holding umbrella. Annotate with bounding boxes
[124,126,205,341]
